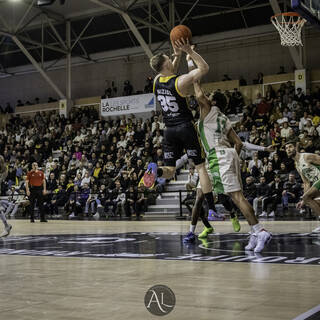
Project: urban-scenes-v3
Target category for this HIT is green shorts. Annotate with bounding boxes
[312,179,320,191]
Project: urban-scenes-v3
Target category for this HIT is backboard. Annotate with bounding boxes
[292,0,320,28]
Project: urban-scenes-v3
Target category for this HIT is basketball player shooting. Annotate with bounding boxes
[149,31,217,219]
[185,52,272,253]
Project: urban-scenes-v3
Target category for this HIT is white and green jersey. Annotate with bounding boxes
[296,153,320,188]
[198,106,232,152]
[197,107,241,194]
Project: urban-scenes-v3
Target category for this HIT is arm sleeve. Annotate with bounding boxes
[225,118,232,133]
[243,142,265,152]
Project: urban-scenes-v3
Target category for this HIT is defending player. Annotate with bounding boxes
[0,156,12,237]
[185,55,271,253]
[183,141,275,242]
[149,38,217,218]
[285,141,320,232]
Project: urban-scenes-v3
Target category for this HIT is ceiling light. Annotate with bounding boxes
[37,0,55,5]
[37,0,65,5]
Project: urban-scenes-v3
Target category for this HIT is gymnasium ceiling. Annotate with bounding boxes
[0,0,291,74]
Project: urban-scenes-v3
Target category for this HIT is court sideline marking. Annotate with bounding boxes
[293,304,320,320]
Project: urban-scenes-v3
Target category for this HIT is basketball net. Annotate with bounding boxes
[271,12,306,46]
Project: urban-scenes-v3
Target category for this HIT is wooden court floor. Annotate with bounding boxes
[1,220,320,320]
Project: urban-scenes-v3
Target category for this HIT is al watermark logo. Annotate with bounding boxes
[144,285,176,316]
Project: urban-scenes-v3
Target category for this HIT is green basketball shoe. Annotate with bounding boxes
[198,226,214,239]
[199,238,209,248]
[231,216,241,232]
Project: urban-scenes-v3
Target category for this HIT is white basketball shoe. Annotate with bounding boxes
[245,230,272,253]
[312,225,320,233]
[245,233,258,251]
[254,230,272,253]
[0,224,12,237]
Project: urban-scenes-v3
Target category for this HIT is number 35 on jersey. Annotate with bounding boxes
[157,95,179,112]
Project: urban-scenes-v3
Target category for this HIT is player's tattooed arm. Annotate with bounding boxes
[185,47,210,119]
[297,174,311,209]
[305,153,320,166]
[193,81,210,119]
[228,129,243,155]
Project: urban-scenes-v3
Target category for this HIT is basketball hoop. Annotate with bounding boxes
[271,12,306,46]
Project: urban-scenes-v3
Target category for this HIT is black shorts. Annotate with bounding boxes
[163,122,205,167]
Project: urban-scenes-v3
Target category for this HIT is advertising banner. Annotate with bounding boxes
[101,93,155,117]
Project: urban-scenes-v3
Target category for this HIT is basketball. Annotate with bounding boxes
[170,25,192,43]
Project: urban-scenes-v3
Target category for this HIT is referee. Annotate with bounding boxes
[26,162,47,223]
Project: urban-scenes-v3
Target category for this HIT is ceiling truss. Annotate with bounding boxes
[0,0,290,82]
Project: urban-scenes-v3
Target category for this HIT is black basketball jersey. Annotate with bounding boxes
[153,75,193,127]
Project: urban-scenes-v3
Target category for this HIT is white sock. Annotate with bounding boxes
[0,211,8,228]
[176,154,188,170]
[190,225,196,233]
[252,223,263,234]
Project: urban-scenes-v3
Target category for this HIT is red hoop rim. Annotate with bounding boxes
[271,11,306,24]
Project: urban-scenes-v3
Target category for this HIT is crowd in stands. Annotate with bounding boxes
[0,107,166,220]
[186,81,320,218]
[231,83,320,217]
[1,79,320,220]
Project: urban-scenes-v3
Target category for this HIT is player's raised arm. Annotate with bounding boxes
[305,153,320,166]
[186,49,211,119]
[174,39,209,96]
[172,43,182,74]
[228,128,243,155]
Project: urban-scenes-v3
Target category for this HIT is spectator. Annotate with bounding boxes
[299,131,313,152]
[79,182,90,211]
[125,185,137,218]
[117,135,127,149]
[238,125,250,142]
[152,130,163,148]
[243,176,257,205]
[294,87,305,102]
[239,76,247,86]
[47,172,58,193]
[93,162,102,181]
[282,173,301,214]
[185,167,199,191]
[84,188,100,217]
[248,152,262,178]
[263,163,275,184]
[253,176,272,217]
[267,175,284,218]
[278,162,289,182]
[280,121,291,139]
[304,119,315,136]
[110,180,126,217]
[299,112,310,131]
[136,185,147,220]
[47,184,68,216]
[64,191,82,219]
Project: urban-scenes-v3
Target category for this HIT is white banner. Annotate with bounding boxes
[101,93,155,117]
